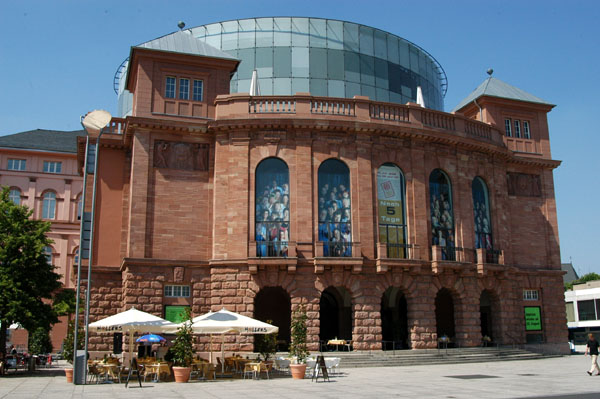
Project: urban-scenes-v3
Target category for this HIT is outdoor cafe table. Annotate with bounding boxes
[97,363,121,382]
[144,362,171,382]
[327,339,346,351]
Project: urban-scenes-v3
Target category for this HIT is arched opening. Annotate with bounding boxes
[255,158,289,257]
[318,159,351,257]
[319,286,352,350]
[435,288,455,341]
[42,191,57,220]
[380,287,409,350]
[254,287,291,351]
[429,169,454,260]
[480,289,500,344]
[377,163,407,258]
[472,177,495,262]
[9,188,21,205]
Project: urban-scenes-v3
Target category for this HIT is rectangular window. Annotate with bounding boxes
[164,284,190,297]
[523,289,539,301]
[7,159,26,171]
[577,300,597,321]
[566,302,575,323]
[193,80,203,101]
[523,121,531,139]
[165,76,176,98]
[43,161,62,173]
[504,119,512,137]
[179,78,190,100]
[514,120,521,138]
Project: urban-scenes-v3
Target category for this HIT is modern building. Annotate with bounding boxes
[80,17,567,356]
[0,129,84,351]
[565,280,600,348]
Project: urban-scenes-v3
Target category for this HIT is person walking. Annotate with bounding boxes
[585,333,600,376]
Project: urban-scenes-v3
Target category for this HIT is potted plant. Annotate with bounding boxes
[171,308,194,382]
[255,319,278,364]
[289,306,309,379]
[62,319,84,382]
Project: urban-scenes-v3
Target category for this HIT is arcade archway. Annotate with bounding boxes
[254,286,291,351]
[381,287,409,350]
[319,286,352,348]
[435,288,456,340]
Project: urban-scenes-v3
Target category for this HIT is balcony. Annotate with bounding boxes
[375,242,422,273]
[248,241,297,274]
[214,93,505,148]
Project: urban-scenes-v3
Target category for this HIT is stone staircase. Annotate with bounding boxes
[313,347,562,369]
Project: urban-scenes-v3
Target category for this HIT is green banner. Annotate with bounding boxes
[524,306,542,331]
[165,305,189,323]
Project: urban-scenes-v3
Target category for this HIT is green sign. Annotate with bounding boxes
[524,306,542,331]
[165,305,189,323]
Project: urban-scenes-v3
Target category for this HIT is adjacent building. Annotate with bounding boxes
[74,17,568,355]
[0,129,84,351]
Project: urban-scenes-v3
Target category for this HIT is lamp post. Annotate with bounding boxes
[73,110,111,384]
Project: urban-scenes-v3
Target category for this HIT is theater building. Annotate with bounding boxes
[81,17,567,354]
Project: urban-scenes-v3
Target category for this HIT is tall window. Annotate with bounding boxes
[523,121,531,139]
[514,120,521,138]
[73,248,79,267]
[377,163,407,258]
[9,188,21,205]
[165,76,176,98]
[179,78,190,100]
[43,246,53,265]
[504,119,512,137]
[7,159,26,171]
[193,80,203,101]
[318,159,351,257]
[472,177,492,250]
[429,169,455,260]
[76,194,83,220]
[42,191,57,219]
[255,158,290,257]
[43,161,62,173]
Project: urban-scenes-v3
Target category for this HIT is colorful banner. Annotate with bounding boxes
[524,306,542,331]
[377,165,404,225]
[165,305,190,323]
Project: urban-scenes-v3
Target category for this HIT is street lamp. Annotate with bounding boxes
[73,110,111,384]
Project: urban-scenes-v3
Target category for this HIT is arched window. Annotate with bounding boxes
[472,177,492,250]
[43,246,53,265]
[9,188,21,205]
[318,159,351,257]
[76,194,83,220]
[377,163,407,258]
[42,191,57,219]
[255,158,289,257]
[429,169,455,260]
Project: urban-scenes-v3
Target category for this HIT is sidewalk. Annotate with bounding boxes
[1,356,598,399]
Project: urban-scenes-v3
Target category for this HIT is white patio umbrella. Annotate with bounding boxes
[190,308,278,374]
[88,307,178,365]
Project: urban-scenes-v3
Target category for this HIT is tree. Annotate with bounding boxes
[0,187,62,367]
[62,319,84,364]
[289,306,309,363]
[255,319,278,361]
[29,327,53,355]
[171,308,194,367]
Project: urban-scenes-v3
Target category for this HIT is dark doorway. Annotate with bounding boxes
[480,290,495,341]
[435,288,455,339]
[254,287,291,351]
[319,287,352,349]
[381,287,409,350]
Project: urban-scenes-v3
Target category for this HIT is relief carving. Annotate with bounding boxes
[507,172,542,197]
[174,267,184,283]
[153,140,209,171]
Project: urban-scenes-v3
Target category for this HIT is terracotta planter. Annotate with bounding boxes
[65,368,73,383]
[172,366,192,383]
[290,364,307,380]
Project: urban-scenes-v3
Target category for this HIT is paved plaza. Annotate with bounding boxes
[1,355,599,399]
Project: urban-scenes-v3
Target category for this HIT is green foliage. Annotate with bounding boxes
[62,319,84,364]
[565,272,600,291]
[0,187,62,361]
[52,289,77,317]
[171,308,194,367]
[255,319,278,361]
[289,306,309,364]
[29,327,53,354]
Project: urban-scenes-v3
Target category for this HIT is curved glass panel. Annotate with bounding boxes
[377,164,407,258]
[255,158,289,257]
[318,159,351,257]
[429,170,454,260]
[472,177,492,250]
[42,191,56,219]
[116,17,448,116]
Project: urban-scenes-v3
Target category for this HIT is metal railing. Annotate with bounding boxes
[255,240,288,258]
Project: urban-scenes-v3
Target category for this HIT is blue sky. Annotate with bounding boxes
[1,1,598,275]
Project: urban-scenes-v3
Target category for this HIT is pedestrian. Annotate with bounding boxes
[585,333,600,376]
